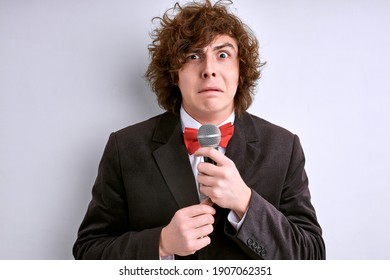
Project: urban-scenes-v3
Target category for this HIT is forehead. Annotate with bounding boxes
[210,35,238,49]
[190,34,238,52]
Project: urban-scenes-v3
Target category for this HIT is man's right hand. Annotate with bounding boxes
[159,201,216,257]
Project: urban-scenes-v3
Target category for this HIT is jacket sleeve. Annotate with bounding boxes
[225,135,326,259]
[73,133,162,260]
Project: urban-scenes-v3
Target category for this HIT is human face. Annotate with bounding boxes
[178,35,239,125]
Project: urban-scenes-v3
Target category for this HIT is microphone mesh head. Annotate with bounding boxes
[197,124,221,147]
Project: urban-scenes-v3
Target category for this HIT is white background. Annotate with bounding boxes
[1,0,389,259]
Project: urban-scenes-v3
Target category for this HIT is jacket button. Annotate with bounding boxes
[247,238,266,257]
[260,248,266,257]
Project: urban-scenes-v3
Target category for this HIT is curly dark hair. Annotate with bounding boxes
[145,0,264,116]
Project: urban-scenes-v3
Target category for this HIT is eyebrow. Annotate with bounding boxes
[213,42,237,52]
[189,42,237,54]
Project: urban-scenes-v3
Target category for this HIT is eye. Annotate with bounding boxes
[187,54,201,60]
[219,52,229,59]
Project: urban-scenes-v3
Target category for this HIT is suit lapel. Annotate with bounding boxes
[152,113,200,209]
[226,112,261,182]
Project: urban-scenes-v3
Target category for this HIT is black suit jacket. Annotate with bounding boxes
[73,111,325,259]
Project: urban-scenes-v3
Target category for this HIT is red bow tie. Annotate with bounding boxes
[183,122,234,155]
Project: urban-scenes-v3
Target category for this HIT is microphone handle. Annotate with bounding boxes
[204,147,218,165]
[204,157,216,165]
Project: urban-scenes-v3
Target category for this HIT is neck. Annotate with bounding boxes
[180,106,235,129]
[182,109,234,126]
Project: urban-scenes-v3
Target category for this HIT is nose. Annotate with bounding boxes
[201,56,216,79]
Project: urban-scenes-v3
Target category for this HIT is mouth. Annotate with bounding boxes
[198,87,223,93]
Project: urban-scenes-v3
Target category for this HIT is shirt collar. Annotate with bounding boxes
[180,106,235,132]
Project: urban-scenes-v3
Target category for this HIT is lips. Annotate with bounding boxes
[198,87,223,93]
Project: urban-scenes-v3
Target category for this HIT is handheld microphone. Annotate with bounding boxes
[197,124,221,165]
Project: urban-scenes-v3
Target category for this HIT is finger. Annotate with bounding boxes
[197,171,216,186]
[197,161,219,176]
[177,236,211,256]
[199,184,222,202]
[194,224,214,239]
[195,147,231,166]
[193,235,211,249]
[190,212,215,228]
[180,203,216,218]
[198,184,211,197]
[200,198,214,206]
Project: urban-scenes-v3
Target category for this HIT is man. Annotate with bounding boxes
[73,0,325,259]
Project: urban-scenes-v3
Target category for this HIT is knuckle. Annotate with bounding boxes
[203,236,211,245]
[177,224,186,233]
[221,169,230,179]
[206,224,214,233]
[175,208,185,218]
[186,240,198,252]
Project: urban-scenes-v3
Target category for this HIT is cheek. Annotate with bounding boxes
[178,67,193,85]
[177,69,183,85]
[227,69,240,91]
[226,61,240,82]
[177,71,187,92]
[234,63,240,84]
